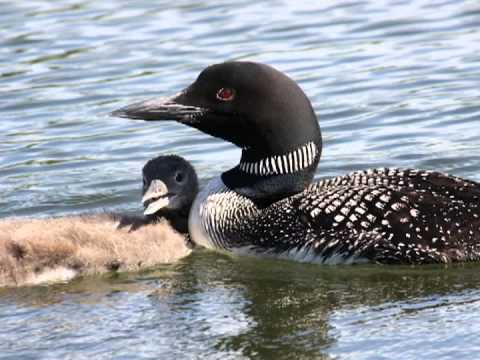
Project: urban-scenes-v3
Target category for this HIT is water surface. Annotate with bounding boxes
[1,0,480,358]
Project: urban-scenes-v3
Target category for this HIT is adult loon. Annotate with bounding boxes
[0,155,197,286]
[113,61,480,264]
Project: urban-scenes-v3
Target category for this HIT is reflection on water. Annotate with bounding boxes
[1,0,480,358]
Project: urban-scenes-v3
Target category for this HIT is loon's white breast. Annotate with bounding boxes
[189,176,264,253]
[189,176,228,250]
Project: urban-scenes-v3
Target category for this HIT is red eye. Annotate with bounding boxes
[216,87,235,101]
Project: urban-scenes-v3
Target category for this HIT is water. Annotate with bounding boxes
[1,0,480,358]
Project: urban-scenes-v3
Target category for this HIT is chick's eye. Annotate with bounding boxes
[216,87,235,102]
[175,172,184,183]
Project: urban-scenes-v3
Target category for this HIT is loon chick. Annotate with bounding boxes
[113,61,480,265]
[130,154,199,234]
[0,155,197,287]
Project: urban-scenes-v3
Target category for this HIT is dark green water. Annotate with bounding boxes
[1,0,480,359]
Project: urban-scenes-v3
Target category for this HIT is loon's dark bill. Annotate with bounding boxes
[111,96,204,122]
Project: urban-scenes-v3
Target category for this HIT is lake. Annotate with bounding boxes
[1,0,480,358]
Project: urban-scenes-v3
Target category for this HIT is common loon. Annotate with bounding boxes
[0,155,197,286]
[113,61,480,264]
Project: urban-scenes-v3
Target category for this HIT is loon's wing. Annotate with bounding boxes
[292,168,480,264]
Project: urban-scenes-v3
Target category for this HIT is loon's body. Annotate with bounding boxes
[0,155,197,286]
[114,61,480,264]
[190,169,480,264]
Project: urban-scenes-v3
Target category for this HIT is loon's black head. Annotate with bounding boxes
[114,62,322,204]
[142,155,198,227]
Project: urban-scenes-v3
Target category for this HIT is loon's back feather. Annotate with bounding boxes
[296,168,480,263]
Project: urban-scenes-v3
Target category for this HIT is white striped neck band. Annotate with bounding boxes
[238,142,318,176]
